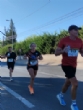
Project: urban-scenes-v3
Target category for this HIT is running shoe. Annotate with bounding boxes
[71,104,79,110]
[56,94,66,106]
[28,85,34,94]
[10,78,13,81]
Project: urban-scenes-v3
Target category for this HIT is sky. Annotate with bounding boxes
[0,0,83,42]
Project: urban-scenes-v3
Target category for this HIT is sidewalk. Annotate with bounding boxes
[0,54,83,69]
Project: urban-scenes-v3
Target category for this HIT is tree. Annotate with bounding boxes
[5,19,17,44]
[0,40,2,47]
[3,26,8,46]
[79,26,83,40]
[0,26,83,55]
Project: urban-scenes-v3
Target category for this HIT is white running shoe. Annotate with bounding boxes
[10,78,13,81]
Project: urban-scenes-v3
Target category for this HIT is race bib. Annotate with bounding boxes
[30,60,38,66]
[8,59,13,62]
[68,49,79,57]
[7,53,10,57]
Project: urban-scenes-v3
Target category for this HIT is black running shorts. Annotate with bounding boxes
[27,65,38,70]
[61,65,76,79]
[7,62,15,70]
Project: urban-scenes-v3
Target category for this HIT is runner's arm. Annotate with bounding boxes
[37,51,43,60]
[0,54,7,59]
[14,53,17,61]
[80,49,83,57]
[55,47,64,56]
[55,38,65,56]
[24,52,29,59]
[79,42,83,56]
[38,54,43,60]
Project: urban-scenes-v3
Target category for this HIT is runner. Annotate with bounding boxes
[0,46,16,81]
[55,25,83,110]
[24,43,43,94]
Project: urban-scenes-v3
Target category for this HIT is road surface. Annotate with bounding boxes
[0,62,83,110]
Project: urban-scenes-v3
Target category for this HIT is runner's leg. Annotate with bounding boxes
[34,70,37,77]
[57,66,71,106]
[28,68,35,94]
[69,77,79,110]
[8,63,14,81]
[56,78,70,106]
[28,68,35,87]
[62,78,71,93]
[9,68,13,77]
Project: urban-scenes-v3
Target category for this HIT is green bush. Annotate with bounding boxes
[0,27,83,55]
[0,44,12,55]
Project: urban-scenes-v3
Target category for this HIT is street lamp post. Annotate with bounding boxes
[11,25,13,50]
[6,19,13,50]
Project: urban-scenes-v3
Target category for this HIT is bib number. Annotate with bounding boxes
[8,59,13,62]
[68,49,78,57]
[7,53,10,57]
[30,60,38,66]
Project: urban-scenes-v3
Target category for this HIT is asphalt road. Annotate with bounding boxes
[0,62,83,110]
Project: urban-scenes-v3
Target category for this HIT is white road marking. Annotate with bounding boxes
[0,82,35,108]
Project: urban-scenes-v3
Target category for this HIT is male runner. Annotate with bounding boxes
[55,25,83,110]
[0,47,16,81]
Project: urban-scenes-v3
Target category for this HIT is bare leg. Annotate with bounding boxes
[9,68,13,79]
[28,68,35,87]
[69,77,78,100]
[62,78,71,93]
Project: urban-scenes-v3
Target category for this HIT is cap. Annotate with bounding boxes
[68,25,82,31]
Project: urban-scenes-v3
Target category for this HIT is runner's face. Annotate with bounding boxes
[30,44,36,50]
[69,29,78,37]
[8,48,12,52]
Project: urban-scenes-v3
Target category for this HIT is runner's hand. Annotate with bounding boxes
[14,59,16,62]
[63,46,70,53]
[36,57,40,60]
[23,55,27,59]
[0,55,3,59]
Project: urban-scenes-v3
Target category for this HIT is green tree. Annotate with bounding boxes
[0,40,2,47]
[5,19,17,44]
[0,26,83,55]
[79,26,83,40]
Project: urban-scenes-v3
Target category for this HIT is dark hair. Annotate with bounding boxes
[29,43,37,48]
[8,46,12,48]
